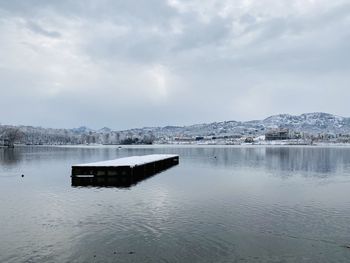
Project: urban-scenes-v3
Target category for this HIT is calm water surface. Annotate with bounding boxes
[1,145,350,262]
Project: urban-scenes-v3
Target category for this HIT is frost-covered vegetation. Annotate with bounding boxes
[1,112,350,146]
[0,125,155,146]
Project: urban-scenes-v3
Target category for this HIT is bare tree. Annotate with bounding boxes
[2,128,23,147]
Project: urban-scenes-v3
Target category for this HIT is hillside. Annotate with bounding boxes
[1,112,349,145]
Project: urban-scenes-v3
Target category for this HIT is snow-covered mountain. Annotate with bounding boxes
[66,112,350,138]
[2,112,350,145]
[125,112,350,137]
[98,127,112,133]
[71,126,93,134]
[261,113,350,134]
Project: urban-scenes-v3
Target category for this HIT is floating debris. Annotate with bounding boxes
[340,245,350,249]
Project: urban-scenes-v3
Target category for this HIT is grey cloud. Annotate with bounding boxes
[239,14,256,25]
[84,14,233,64]
[241,2,350,44]
[0,0,350,129]
[0,0,178,23]
[83,27,170,63]
[172,16,232,51]
[26,21,61,38]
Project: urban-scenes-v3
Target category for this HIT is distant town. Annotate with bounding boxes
[1,112,350,147]
[160,128,350,145]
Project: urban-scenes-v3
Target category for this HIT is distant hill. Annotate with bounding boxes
[1,112,350,145]
[71,126,93,134]
[120,112,350,137]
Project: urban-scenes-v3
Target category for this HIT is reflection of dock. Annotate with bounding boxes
[71,154,179,188]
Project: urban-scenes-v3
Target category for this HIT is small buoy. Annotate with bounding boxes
[113,251,117,255]
[21,174,24,177]
[128,251,134,255]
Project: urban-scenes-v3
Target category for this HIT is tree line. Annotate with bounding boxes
[0,125,156,147]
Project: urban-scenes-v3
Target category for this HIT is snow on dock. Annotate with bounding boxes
[73,154,179,168]
[71,154,179,188]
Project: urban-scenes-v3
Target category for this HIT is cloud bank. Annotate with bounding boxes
[0,0,349,129]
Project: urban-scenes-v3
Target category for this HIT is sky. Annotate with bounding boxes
[0,0,350,129]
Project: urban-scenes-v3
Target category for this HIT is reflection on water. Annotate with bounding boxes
[71,165,178,188]
[1,146,350,263]
[0,148,22,166]
[2,146,350,177]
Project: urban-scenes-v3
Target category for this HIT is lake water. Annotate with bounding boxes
[1,145,350,262]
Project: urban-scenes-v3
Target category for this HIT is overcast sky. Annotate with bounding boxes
[0,0,350,129]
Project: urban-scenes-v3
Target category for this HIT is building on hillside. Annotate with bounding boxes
[265,128,290,141]
[244,137,254,143]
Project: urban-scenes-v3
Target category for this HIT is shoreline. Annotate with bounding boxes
[5,143,350,149]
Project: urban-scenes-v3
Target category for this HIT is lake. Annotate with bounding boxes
[1,145,350,262]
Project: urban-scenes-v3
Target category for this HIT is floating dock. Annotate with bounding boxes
[71,154,179,187]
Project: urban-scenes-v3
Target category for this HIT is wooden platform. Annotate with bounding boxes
[71,154,179,188]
